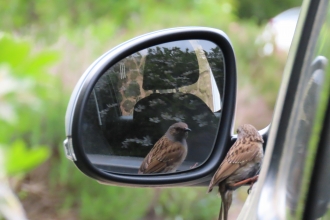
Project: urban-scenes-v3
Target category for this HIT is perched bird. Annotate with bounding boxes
[208,124,264,220]
[138,122,191,174]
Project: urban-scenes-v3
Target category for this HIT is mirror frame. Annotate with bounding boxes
[64,27,237,187]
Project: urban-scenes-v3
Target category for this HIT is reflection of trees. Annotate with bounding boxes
[81,90,115,155]
[81,53,146,154]
[179,42,225,112]
[143,46,199,90]
[80,42,226,159]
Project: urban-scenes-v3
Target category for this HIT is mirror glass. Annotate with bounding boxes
[80,40,225,174]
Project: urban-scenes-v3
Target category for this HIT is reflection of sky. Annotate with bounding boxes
[193,40,219,52]
[138,40,218,55]
[210,68,221,111]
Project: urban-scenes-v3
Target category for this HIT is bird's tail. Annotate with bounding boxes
[218,198,224,220]
[208,177,215,193]
[218,186,233,220]
[227,191,233,217]
[219,186,226,220]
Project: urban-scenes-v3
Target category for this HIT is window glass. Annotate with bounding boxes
[280,1,330,219]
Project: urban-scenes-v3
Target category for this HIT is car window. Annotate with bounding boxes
[259,0,330,219]
[300,4,330,218]
[236,0,330,219]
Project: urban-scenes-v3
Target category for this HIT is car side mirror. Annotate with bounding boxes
[64,27,237,186]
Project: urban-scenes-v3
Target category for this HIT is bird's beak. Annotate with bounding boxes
[185,127,191,132]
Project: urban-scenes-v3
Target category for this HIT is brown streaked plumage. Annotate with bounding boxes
[138,122,191,174]
[208,124,264,220]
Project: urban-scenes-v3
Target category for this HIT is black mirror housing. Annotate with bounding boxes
[64,27,237,187]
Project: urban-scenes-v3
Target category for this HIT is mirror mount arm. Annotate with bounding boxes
[63,137,77,161]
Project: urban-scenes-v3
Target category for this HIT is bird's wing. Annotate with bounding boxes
[138,138,186,174]
[208,141,261,191]
[225,141,262,164]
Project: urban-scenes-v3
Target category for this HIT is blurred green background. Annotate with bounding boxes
[0,0,301,219]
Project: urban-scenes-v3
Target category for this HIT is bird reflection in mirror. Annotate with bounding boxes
[208,124,264,220]
[138,122,191,174]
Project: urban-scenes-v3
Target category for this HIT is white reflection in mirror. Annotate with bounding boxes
[80,40,225,174]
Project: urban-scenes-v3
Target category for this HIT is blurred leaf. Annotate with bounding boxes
[0,33,30,67]
[20,51,59,77]
[0,33,63,150]
[0,33,59,78]
[4,140,50,175]
[236,0,301,23]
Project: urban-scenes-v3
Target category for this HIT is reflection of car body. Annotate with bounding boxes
[64,0,330,219]
[256,7,300,55]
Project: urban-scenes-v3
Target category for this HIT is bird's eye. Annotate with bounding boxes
[237,128,240,134]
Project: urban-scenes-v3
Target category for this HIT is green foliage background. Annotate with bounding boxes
[0,0,301,219]
[237,0,300,23]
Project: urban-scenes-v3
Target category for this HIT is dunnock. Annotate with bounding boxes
[208,124,264,220]
[138,122,191,174]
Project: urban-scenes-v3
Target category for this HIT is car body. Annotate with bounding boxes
[64,0,330,219]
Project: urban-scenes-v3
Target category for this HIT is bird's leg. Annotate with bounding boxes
[229,175,259,188]
[245,175,259,194]
[247,182,255,194]
[226,175,259,193]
